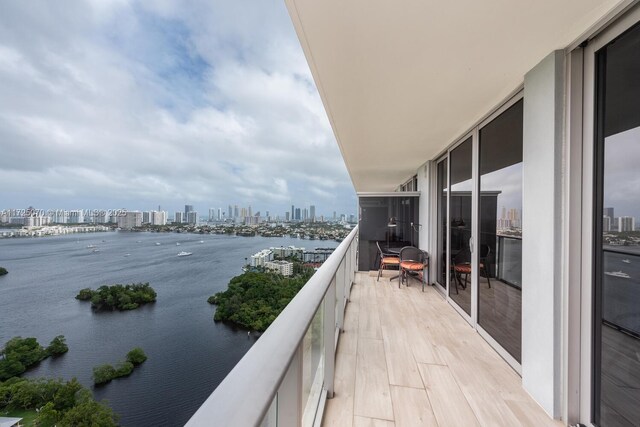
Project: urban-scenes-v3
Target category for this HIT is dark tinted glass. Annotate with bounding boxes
[437,159,448,286]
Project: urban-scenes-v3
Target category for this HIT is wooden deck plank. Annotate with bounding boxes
[389,385,438,427]
[354,338,395,421]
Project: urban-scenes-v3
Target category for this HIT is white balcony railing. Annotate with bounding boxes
[186,226,359,427]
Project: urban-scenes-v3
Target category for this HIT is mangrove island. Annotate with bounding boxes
[93,347,148,385]
[76,283,157,310]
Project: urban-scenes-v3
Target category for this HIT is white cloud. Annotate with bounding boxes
[0,0,355,217]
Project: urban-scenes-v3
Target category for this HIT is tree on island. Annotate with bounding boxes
[0,335,69,380]
[46,335,69,356]
[0,267,7,276]
[0,377,118,426]
[76,283,157,311]
[209,266,315,332]
[93,348,147,385]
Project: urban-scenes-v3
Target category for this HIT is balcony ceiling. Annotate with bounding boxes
[285,0,624,192]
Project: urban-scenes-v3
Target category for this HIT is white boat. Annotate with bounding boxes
[604,271,630,278]
[176,242,181,246]
[177,251,193,257]
[87,244,96,248]
[92,249,100,253]
[155,242,161,246]
[622,259,631,264]
[124,253,131,257]
[199,240,204,244]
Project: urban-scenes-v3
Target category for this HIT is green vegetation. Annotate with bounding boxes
[209,267,314,331]
[0,267,7,276]
[93,348,147,385]
[46,335,69,357]
[76,283,157,310]
[0,377,118,426]
[126,347,147,365]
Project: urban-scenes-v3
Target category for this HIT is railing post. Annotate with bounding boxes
[324,276,336,399]
[278,345,302,427]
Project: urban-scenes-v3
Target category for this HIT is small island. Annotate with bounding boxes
[0,335,69,381]
[76,283,157,310]
[209,266,314,331]
[93,347,148,385]
[0,266,7,276]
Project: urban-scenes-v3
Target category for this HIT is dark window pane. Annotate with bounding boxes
[477,99,523,363]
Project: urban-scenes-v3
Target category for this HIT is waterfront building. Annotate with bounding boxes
[295,208,301,221]
[184,204,194,220]
[143,211,151,224]
[270,246,305,260]
[618,216,635,232]
[186,3,640,427]
[187,211,198,225]
[310,205,315,222]
[218,208,223,221]
[117,211,142,230]
[150,210,167,226]
[264,260,293,276]
[174,212,183,223]
[68,209,84,224]
[250,249,273,267]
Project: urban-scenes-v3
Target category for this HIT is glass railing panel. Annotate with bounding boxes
[302,299,325,427]
[259,394,278,427]
[496,236,522,289]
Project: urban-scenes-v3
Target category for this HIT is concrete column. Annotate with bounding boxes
[521,50,565,418]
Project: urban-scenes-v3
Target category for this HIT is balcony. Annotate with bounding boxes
[324,270,557,426]
[186,226,559,426]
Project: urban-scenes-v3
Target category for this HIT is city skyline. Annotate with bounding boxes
[0,1,357,220]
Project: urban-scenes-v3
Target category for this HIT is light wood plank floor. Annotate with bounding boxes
[322,272,561,427]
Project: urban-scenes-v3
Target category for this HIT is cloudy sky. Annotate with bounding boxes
[0,0,356,218]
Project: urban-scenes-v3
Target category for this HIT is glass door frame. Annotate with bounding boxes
[579,5,640,424]
[434,154,449,296]
[443,130,478,326]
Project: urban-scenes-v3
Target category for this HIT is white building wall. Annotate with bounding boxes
[521,50,565,418]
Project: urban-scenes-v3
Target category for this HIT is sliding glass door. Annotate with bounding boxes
[436,96,523,370]
[477,99,523,364]
[593,21,640,427]
[448,137,474,317]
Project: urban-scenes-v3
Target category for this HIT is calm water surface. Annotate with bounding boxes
[0,231,335,426]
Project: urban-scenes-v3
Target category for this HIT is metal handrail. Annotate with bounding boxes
[185,226,358,427]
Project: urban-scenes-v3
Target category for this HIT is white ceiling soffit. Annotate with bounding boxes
[285,0,625,192]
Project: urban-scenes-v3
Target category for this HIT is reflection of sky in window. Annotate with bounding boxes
[481,163,523,220]
[604,126,640,219]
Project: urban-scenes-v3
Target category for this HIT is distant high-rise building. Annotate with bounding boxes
[603,207,614,221]
[285,212,290,221]
[228,205,233,220]
[218,208,223,221]
[295,208,301,221]
[603,216,612,232]
[151,211,167,226]
[618,216,635,232]
[291,205,295,220]
[333,211,336,221]
[185,205,194,220]
[188,211,198,225]
[143,211,151,224]
[175,212,183,223]
[234,205,239,219]
[68,210,84,224]
[310,205,316,222]
[209,208,215,221]
[248,206,253,217]
[117,211,142,230]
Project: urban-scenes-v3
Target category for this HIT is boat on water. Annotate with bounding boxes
[177,251,193,257]
[199,240,204,244]
[176,242,181,246]
[124,253,131,257]
[155,242,161,246]
[87,244,96,248]
[92,249,100,253]
[604,271,631,279]
[622,259,631,264]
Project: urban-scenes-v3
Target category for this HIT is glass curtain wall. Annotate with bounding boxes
[477,99,523,363]
[594,22,640,427]
[448,137,473,315]
[358,196,419,271]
